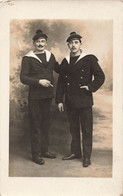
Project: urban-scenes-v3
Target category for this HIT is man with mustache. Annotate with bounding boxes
[56,32,105,167]
[20,29,60,165]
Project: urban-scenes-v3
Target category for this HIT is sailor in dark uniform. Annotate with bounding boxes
[20,29,60,165]
[56,32,105,167]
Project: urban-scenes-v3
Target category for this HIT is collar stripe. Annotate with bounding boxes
[25,50,51,63]
[65,52,87,64]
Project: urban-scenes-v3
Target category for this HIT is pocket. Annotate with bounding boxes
[80,88,91,96]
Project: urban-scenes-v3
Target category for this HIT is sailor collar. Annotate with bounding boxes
[25,50,51,63]
[65,52,87,64]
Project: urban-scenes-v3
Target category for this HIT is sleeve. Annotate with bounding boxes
[87,55,105,92]
[54,60,61,74]
[55,74,65,104]
[52,54,66,74]
[50,53,60,73]
[20,56,39,86]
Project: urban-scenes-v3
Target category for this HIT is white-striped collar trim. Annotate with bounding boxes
[25,50,51,63]
[65,52,88,64]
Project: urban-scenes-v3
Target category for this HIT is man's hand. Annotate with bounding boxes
[58,103,64,112]
[80,85,89,91]
[39,79,53,87]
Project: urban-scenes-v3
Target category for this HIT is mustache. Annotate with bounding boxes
[38,45,44,48]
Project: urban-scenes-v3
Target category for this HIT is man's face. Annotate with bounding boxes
[34,37,47,52]
[68,39,82,54]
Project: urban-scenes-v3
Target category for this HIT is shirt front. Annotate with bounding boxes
[70,55,80,66]
[35,53,47,64]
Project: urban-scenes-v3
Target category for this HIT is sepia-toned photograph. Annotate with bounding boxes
[1,1,123,195]
[9,19,113,177]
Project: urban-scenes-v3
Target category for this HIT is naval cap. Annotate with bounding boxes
[66,32,82,42]
[33,29,48,41]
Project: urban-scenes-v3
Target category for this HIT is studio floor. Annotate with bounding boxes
[9,141,112,177]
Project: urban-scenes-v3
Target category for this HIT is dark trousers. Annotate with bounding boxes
[67,107,93,159]
[28,98,52,158]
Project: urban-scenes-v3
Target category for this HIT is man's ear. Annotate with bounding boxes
[80,42,82,51]
[80,41,82,48]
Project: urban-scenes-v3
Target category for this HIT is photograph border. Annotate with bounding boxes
[0,1,123,195]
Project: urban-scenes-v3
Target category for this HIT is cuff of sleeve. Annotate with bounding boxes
[87,84,93,92]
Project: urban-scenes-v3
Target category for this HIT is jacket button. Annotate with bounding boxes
[67,83,70,86]
[81,77,83,79]
[82,69,84,72]
[65,75,67,78]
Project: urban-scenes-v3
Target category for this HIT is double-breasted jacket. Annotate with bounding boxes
[56,53,105,108]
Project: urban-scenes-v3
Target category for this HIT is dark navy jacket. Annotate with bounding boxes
[56,53,105,108]
[20,50,60,99]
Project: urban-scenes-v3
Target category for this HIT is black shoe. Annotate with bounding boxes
[62,153,81,160]
[83,158,91,167]
[43,152,56,159]
[32,156,45,165]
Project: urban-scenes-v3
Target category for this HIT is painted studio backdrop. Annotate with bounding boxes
[9,19,112,177]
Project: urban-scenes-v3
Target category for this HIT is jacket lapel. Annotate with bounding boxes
[65,52,88,74]
[45,50,51,62]
[75,52,87,63]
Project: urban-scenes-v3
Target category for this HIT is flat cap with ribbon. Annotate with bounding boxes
[33,29,48,41]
